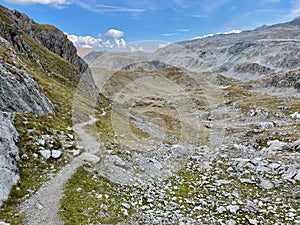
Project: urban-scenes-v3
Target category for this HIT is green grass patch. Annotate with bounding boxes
[60,166,135,225]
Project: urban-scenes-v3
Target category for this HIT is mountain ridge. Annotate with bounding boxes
[0,5,88,73]
[153,17,300,80]
[82,17,300,82]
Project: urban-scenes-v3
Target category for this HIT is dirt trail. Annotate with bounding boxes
[20,117,101,225]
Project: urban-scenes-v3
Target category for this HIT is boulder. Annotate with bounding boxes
[291,140,300,150]
[227,205,239,213]
[254,122,274,132]
[39,150,51,160]
[267,140,289,151]
[0,222,10,225]
[226,220,236,225]
[258,177,274,190]
[108,155,126,168]
[169,145,186,158]
[291,112,300,119]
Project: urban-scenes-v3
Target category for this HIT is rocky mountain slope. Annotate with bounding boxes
[70,18,300,224]
[153,17,300,80]
[0,4,299,225]
[64,55,300,224]
[83,18,300,81]
[0,4,99,222]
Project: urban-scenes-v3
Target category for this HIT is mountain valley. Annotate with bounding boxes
[0,4,299,225]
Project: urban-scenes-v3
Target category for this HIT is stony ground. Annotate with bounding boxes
[2,65,298,225]
[58,67,300,224]
[20,117,101,225]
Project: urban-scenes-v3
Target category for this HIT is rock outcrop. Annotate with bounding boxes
[0,6,87,74]
[245,69,300,98]
[0,40,54,115]
[0,113,19,206]
[0,5,99,104]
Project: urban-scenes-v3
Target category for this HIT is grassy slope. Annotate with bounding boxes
[0,24,96,223]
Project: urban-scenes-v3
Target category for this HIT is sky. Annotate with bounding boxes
[1,0,300,51]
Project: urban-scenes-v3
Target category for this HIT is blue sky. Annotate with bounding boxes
[1,0,299,50]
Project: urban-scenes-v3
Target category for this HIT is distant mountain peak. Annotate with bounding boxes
[289,16,300,25]
[254,24,269,30]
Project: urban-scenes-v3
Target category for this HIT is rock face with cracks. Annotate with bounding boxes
[0,113,19,206]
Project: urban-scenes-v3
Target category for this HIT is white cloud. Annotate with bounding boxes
[176,29,190,32]
[129,46,144,52]
[161,33,178,37]
[194,34,215,39]
[158,43,168,49]
[104,29,123,38]
[194,29,241,40]
[73,1,145,14]
[68,29,126,50]
[4,0,69,8]
[223,30,241,34]
[192,14,207,18]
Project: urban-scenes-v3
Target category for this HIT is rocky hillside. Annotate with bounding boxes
[68,18,300,224]
[243,68,300,99]
[0,5,299,224]
[0,4,99,220]
[153,17,300,80]
[84,50,150,71]
[60,53,300,224]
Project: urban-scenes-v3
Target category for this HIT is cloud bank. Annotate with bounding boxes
[67,29,126,50]
[194,30,241,40]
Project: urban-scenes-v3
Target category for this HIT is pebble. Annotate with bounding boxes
[121,202,131,209]
[35,202,43,210]
[169,145,186,158]
[67,134,74,140]
[21,154,29,160]
[290,112,300,119]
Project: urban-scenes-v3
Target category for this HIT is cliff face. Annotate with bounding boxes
[0,38,54,115]
[0,112,19,207]
[0,5,99,207]
[0,6,88,74]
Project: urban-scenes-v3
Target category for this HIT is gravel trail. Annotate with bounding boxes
[20,117,100,225]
